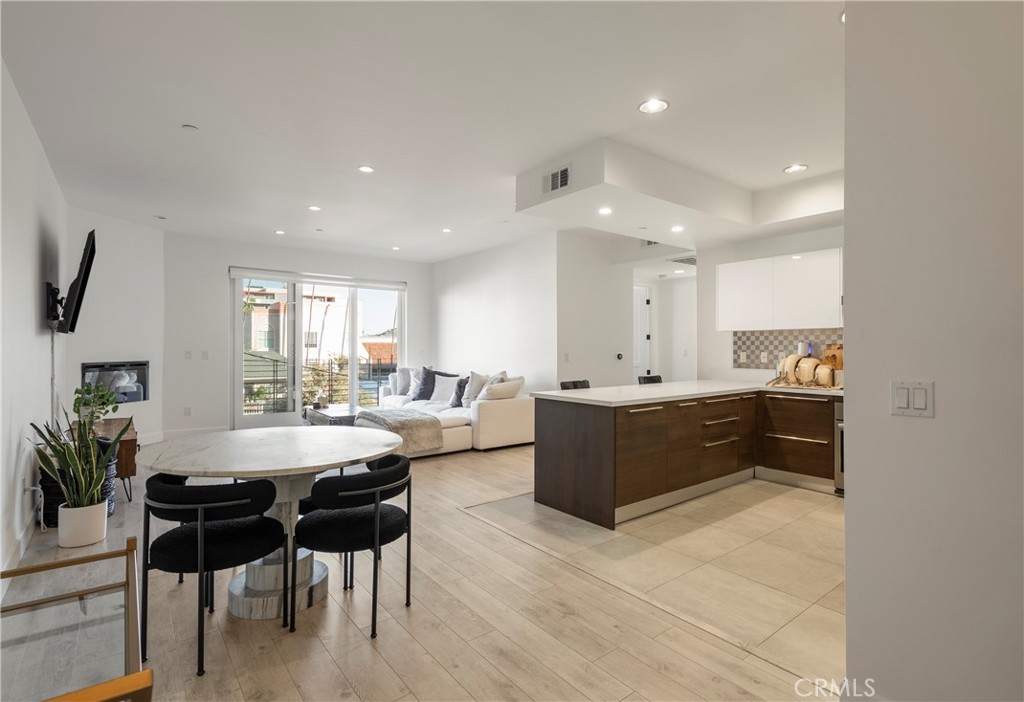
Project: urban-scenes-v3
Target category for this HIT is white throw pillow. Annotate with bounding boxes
[388,373,398,395]
[395,366,415,396]
[430,374,461,403]
[478,376,524,401]
[462,370,508,406]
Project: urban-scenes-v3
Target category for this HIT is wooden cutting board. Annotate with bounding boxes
[822,343,844,370]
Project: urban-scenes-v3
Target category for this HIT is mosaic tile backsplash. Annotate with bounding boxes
[733,328,844,369]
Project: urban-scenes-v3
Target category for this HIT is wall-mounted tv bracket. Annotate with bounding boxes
[45,282,65,324]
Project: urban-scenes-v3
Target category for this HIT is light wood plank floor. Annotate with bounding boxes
[3,446,838,701]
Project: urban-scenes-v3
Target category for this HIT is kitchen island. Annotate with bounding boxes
[531,380,841,528]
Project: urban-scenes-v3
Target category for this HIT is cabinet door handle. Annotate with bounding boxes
[766,433,830,445]
[703,417,738,426]
[741,394,758,399]
[703,437,739,448]
[765,394,830,402]
[628,406,664,413]
[677,402,698,407]
[703,397,737,404]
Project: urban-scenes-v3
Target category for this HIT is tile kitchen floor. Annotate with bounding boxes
[467,478,846,683]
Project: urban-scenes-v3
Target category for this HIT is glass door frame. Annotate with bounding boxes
[231,267,408,424]
[232,276,302,429]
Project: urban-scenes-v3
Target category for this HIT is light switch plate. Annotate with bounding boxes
[891,380,935,417]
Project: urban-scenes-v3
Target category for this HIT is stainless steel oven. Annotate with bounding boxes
[834,400,844,495]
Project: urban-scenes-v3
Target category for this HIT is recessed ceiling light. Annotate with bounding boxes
[357,165,375,173]
[674,269,686,274]
[308,205,321,211]
[671,225,684,233]
[315,228,324,232]
[839,10,846,24]
[441,228,452,233]
[180,124,198,131]
[783,164,809,175]
[638,98,669,114]
[275,230,285,235]
[154,215,167,220]
[637,226,648,231]
[598,207,613,216]
[792,255,802,260]
[392,246,400,251]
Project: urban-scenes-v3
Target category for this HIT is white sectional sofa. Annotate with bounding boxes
[378,384,535,456]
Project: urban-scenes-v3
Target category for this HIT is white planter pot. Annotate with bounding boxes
[57,502,107,548]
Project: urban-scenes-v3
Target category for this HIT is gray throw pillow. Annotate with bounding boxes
[450,377,469,408]
[395,366,414,396]
[462,370,508,406]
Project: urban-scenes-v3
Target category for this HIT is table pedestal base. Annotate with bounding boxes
[227,548,328,620]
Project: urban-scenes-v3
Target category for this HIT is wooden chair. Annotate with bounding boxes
[559,379,591,390]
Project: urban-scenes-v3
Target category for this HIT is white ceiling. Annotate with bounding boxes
[1,2,845,263]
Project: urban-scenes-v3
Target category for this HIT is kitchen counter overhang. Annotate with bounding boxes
[531,380,842,407]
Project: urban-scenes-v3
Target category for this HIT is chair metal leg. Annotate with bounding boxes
[121,477,133,502]
[178,572,184,584]
[208,572,214,614]
[196,514,206,676]
[281,538,289,628]
[371,547,379,638]
[406,481,412,607]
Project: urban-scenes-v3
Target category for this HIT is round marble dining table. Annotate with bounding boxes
[137,426,403,620]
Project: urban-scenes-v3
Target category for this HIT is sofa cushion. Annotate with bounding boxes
[479,376,525,400]
[430,373,461,403]
[403,400,470,427]
[463,370,507,407]
[380,394,412,409]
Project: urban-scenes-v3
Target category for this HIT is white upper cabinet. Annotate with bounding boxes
[716,258,773,331]
[771,248,843,329]
[716,247,843,331]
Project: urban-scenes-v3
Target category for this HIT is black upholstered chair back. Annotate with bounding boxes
[560,379,591,390]
[310,454,410,510]
[638,375,663,385]
[145,473,276,522]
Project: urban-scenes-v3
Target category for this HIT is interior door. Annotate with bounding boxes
[633,286,651,380]
[234,276,302,428]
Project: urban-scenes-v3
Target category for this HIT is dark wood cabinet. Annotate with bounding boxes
[534,389,840,529]
[666,401,701,491]
[737,394,758,469]
[759,393,834,479]
[614,404,668,507]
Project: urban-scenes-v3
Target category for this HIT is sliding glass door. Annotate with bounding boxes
[232,269,406,426]
[235,277,302,428]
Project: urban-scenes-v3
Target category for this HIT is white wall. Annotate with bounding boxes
[433,233,557,391]
[696,226,844,381]
[654,276,697,381]
[63,208,165,443]
[556,229,633,388]
[845,4,1023,701]
[1,64,68,572]
[162,234,433,437]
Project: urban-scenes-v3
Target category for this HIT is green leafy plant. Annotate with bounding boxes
[31,384,130,509]
[73,383,120,425]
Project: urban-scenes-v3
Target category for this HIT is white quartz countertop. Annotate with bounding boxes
[531,380,842,407]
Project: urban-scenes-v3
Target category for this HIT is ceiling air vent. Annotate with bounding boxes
[670,256,698,267]
[543,166,570,194]
[640,239,660,247]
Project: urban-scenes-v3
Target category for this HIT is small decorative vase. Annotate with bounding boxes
[57,502,107,548]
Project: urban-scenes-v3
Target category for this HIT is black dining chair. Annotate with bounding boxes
[559,379,591,390]
[638,375,663,384]
[290,454,411,638]
[142,474,287,676]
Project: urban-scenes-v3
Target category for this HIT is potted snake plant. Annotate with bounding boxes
[30,384,130,547]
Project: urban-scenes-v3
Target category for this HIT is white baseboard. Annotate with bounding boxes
[2,511,37,599]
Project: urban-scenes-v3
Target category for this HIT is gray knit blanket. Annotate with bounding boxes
[355,408,443,454]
